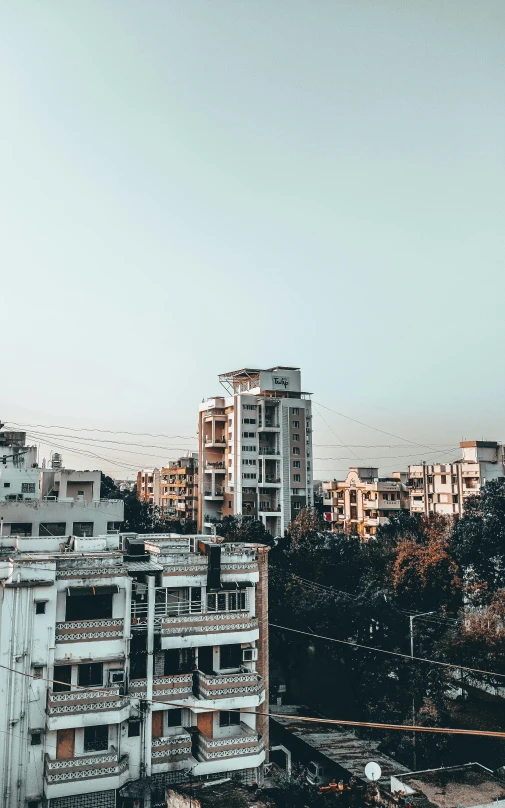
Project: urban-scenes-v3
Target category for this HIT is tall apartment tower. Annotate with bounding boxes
[198,366,313,537]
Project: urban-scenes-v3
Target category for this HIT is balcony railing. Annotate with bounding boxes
[196,670,263,701]
[47,686,128,716]
[55,618,124,644]
[45,749,128,784]
[196,724,264,762]
[162,611,257,639]
[259,447,280,455]
[259,505,281,512]
[205,437,226,445]
[152,731,192,765]
[129,674,193,701]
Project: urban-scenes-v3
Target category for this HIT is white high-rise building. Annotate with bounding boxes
[198,366,313,537]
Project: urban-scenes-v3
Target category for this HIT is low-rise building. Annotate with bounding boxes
[407,440,505,517]
[391,763,505,808]
[137,467,161,505]
[160,455,198,524]
[0,530,269,808]
[322,467,409,539]
[0,430,123,537]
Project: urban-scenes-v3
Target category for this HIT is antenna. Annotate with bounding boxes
[365,762,382,782]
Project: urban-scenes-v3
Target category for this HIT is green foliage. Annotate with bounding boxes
[210,515,273,545]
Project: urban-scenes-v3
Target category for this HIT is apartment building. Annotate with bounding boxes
[137,468,161,505]
[0,531,269,808]
[0,430,123,536]
[322,467,409,539]
[160,455,198,523]
[408,440,505,517]
[198,366,313,537]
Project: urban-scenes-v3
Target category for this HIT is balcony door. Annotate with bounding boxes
[56,728,75,759]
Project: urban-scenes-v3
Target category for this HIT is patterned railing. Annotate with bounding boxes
[151,731,192,764]
[161,612,258,637]
[197,670,263,701]
[196,725,264,761]
[48,686,128,715]
[45,750,128,783]
[129,674,193,701]
[55,618,124,643]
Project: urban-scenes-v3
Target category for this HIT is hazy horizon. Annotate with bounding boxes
[2,2,504,478]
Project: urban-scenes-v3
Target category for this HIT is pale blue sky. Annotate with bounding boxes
[1,2,504,478]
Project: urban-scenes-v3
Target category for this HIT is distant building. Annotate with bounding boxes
[391,763,505,808]
[408,440,505,517]
[0,430,123,536]
[198,366,313,537]
[160,455,198,523]
[137,467,161,505]
[322,467,409,539]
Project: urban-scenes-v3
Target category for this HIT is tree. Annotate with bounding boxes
[392,537,462,612]
[100,473,121,500]
[452,478,505,597]
[209,515,273,545]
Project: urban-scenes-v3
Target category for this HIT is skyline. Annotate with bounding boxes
[2,1,504,475]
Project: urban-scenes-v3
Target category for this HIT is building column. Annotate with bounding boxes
[255,546,270,762]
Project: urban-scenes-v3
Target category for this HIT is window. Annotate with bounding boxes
[166,709,182,728]
[35,602,46,615]
[452,475,457,484]
[293,502,301,510]
[30,733,42,746]
[228,501,232,509]
[65,592,113,621]
[383,493,389,501]
[207,591,246,613]
[292,407,300,416]
[453,495,459,504]
[242,418,256,425]
[293,461,301,468]
[441,475,447,484]
[242,459,257,465]
[413,496,423,501]
[350,490,357,504]
[77,490,84,496]
[243,404,257,410]
[40,523,66,537]
[293,474,301,482]
[78,663,103,688]
[292,447,300,455]
[53,664,72,692]
[292,420,300,429]
[242,473,257,479]
[3,482,10,488]
[219,710,240,727]
[427,475,433,484]
[72,522,94,537]
[21,483,35,493]
[33,666,44,679]
[128,721,140,737]
[84,725,108,752]
[292,488,300,495]
[242,432,255,438]
[242,445,257,452]
[220,644,242,669]
[27,802,40,808]
[292,434,300,442]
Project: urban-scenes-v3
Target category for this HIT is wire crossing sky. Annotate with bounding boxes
[1,2,504,476]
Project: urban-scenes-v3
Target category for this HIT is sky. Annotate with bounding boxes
[1,1,504,479]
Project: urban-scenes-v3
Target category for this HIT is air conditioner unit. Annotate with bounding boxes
[242,647,258,662]
[109,670,126,685]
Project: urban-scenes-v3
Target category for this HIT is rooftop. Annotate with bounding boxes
[393,764,505,808]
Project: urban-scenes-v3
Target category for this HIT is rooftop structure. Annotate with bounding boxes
[391,763,505,808]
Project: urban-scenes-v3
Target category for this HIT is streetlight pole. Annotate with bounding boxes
[409,611,434,771]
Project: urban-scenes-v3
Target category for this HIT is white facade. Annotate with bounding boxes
[0,430,123,537]
[0,531,269,808]
[198,366,313,537]
[408,441,505,517]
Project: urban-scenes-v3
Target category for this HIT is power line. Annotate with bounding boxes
[1,662,505,740]
[6,421,195,440]
[314,402,441,450]
[269,623,504,679]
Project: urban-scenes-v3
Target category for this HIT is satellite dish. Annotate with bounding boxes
[365,762,382,782]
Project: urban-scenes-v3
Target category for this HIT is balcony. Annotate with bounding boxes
[129,674,193,702]
[204,487,224,500]
[204,410,226,420]
[205,462,226,473]
[196,670,263,706]
[259,505,281,513]
[47,686,130,730]
[259,447,280,456]
[196,723,264,763]
[44,749,129,799]
[161,611,258,649]
[151,730,193,771]
[205,437,226,448]
[55,618,124,644]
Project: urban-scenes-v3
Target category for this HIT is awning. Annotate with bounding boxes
[66,585,119,596]
[219,581,254,590]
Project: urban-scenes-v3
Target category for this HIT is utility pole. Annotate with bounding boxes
[409,611,434,771]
